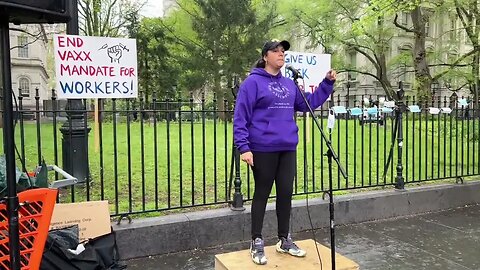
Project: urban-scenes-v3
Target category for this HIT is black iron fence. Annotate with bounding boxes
[1,88,478,217]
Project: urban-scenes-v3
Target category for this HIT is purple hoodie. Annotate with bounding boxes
[233,68,334,153]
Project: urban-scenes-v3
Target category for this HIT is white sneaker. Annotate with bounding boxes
[250,238,267,265]
[276,234,306,257]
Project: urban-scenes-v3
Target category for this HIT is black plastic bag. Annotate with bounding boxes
[41,226,127,270]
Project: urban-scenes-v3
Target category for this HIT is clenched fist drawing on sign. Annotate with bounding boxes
[99,43,130,63]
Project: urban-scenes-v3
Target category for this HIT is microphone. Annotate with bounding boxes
[286,64,303,79]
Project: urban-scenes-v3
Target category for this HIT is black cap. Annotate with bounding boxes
[261,39,290,56]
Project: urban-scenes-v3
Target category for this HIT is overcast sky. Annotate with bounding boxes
[141,0,163,18]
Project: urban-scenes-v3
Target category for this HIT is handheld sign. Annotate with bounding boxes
[282,51,332,141]
[281,51,331,92]
[54,34,138,99]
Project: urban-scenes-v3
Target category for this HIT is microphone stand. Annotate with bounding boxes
[381,81,406,189]
[292,75,347,270]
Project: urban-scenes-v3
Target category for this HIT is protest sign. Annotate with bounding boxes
[281,51,331,92]
[54,34,138,99]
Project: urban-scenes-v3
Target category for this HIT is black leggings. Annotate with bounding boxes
[250,151,296,240]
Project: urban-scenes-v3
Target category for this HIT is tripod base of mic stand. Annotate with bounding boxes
[214,239,359,270]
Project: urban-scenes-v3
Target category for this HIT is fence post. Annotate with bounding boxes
[395,81,405,190]
[230,78,244,211]
[231,147,245,211]
[35,88,42,165]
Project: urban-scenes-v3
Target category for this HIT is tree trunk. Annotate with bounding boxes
[377,51,395,99]
[474,0,480,112]
[376,16,395,100]
[411,7,432,101]
[473,50,479,115]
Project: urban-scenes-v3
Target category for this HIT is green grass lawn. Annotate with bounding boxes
[2,114,479,216]
[294,114,479,194]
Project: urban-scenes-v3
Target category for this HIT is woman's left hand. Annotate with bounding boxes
[326,70,337,81]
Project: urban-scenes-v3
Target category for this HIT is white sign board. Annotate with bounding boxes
[281,51,331,93]
[54,34,138,99]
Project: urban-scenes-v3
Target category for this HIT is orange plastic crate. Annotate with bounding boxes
[0,188,58,270]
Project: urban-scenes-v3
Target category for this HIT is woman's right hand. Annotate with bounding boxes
[240,151,254,167]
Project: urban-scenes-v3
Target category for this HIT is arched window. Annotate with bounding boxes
[19,77,30,97]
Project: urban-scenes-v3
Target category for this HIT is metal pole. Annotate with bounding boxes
[395,81,405,190]
[347,73,351,107]
[326,149,336,270]
[230,76,244,211]
[66,0,79,37]
[231,147,245,211]
[60,0,91,183]
[1,14,21,270]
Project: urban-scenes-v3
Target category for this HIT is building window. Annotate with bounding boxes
[18,36,29,58]
[19,77,30,97]
[465,32,472,44]
[401,12,409,26]
[425,20,431,37]
[450,18,456,40]
[398,48,411,83]
[348,51,357,80]
[426,47,435,69]
[399,65,407,83]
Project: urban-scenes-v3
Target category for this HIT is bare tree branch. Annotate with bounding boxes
[344,42,381,71]
[9,27,41,38]
[10,35,42,51]
[340,68,382,82]
[429,63,471,67]
[160,19,205,50]
[8,26,47,50]
[393,13,413,33]
[78,0,144,37]
[433,48,480,81]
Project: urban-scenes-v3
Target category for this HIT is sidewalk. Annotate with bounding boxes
[125,204,480,270]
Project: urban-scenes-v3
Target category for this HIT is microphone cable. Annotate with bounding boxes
[298,79,323,270]
[305,182,323,270]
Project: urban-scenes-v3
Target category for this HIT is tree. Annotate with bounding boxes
[453,0,480,102]
[393,4,433,100]
[381,0,479,100]
[136,18,178,99]
[163,0,281,105]
[78,0,144,37]
[303,0,477,100]
[293,0,398,99]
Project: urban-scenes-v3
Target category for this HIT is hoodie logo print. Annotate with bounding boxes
[268,82,290,99]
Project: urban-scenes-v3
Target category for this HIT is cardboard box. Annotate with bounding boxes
[49,200,111,242]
